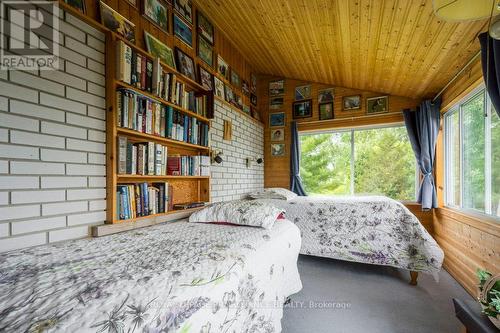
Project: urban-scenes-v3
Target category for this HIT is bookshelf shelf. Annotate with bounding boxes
[117,175,210,182]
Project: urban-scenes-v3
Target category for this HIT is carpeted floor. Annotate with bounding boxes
[282,255,474,333]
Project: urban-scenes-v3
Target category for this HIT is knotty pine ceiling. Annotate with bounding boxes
[194,0,488,99]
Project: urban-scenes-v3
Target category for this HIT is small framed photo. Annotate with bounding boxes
[242,80,250,96]
[251,73,257,94]
[271,128,285,142]
[243,104,251,115]
[270,97,284,109]
[269,80,284,96]
[269,112,285,127]
[293,99,312,119]
[230,70,241,88]
[174,0,192,24]
[198,65,213,91]
[251,108,261,121]
[217,55,230,80]
[174,14,193,47]
[143,0,169,33]
[343,95,361,110]
[233,94,243,109]
[175,47,196,81]
[100,1,136,43]
[318,88,334,103]
[65,0,86,13]
[295,85,311,101]
[197,11,214,45]
[319,102,334,120]
[214,76,225,99]
[197,36,213,67]
[224,84,234,103]
[271,143,285,157]
[366,96,388,114]
[250,93,257,106]
[144,31,176,69]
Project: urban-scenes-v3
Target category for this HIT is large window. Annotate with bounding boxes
[299,125,417,201]
[444,87,500,218]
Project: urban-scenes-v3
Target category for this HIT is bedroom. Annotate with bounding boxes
[0,0,498,332]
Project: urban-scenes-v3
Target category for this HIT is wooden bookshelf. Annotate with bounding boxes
[105,32,212,225]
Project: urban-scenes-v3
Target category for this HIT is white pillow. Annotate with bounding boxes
[188,200,285,229]
[248,188,298,201]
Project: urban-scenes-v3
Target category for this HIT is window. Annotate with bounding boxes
[299,125,417,201]
[444,87,500,218]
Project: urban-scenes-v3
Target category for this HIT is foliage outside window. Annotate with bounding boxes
[299,125,417,201]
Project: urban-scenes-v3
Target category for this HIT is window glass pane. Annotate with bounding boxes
[353,126,416,200]
[446,110,461,206]
[462,93,486,212]
[299,132,351,195]
[491,110,500,217]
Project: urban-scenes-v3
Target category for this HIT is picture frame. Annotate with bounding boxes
[293,99,312,119]
[295,85,311,101]
[144,31,176,69]
[198,65,213,91]
[251,108,261,121]
[224,84,234,103]
[174,47,196,81]
[143,0,168,33]
[173,14,193,47]
[213,76,225,99]
[233,94,243,109]
[243,104,251,114]
[342,95,361,110]
[271,128,285,142]
[250,93,257,106]
[366,96,388,114]
[269,79,285,96]
[271,143,285,157]
[269,112,285,127]
[319,102,334,120]
[217,55,230,80]
[318,88,334,103]
[65,0,86,13]
[230,70,241,88]
[174,0,193,25]
[251,73,257,94]
[197,11,214,45]
[270,97,284,109]
[242,80,250,96]
[124,0,137,7]
[197,35,213,67]
[100,1,136,43]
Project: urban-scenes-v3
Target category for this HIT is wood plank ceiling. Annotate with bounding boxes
[194,0,488,99]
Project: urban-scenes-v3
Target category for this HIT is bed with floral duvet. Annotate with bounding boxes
[254,195,444,280]
[0,219,302,332]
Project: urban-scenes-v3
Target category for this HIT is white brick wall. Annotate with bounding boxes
[0,11,106,253]
[210,101,264,202]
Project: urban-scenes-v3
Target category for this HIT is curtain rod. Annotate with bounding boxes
[432,50,481,102]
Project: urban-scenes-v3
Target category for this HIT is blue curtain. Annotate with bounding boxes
[290,121,307,196]
[479,32,500,118]
[403,99,441,210]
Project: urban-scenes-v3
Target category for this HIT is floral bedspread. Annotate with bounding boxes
[256,196,444,275]
[0,219,302,333]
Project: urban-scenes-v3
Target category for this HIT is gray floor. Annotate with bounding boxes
[282,255,474,333]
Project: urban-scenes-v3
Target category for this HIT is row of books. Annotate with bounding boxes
[117,89,210,147]
[116,40,210,117]
[167,155,210,176]
[117,183,172,220]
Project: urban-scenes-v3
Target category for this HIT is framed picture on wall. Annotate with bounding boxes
[251,107,261,121]
[100,1,136,43]
[174,47,196,81]
[366,96,388,114]
[318,88,334,103]
[242,80,250,96]
[271,143,285,157]
[230,70,241,88]
[143,0,169,33]
[250,93,257,106]
[293,99,312,119]
[214,76,225,98]
[269,79,285,96]
[198,65,213,91]
[224,84,234,103]
[251,73,257,94]
[243,104,251,114]
[319,102,334,120]
[174,0,193,24]
[270,97,284,109]
[342,95,361,110]
[217,55,230,80]
[295,85,311,101]
[65,0,86,13]
[233,94,243,109]
[124,0,137,7]
[269,112,285,127]
[173,14,193,47]
[144,31,176,69]
[197,11,214,44]
[197,36,213,67]
[271,128,285,142]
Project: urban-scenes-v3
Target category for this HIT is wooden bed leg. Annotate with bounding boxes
[409,271,418,286]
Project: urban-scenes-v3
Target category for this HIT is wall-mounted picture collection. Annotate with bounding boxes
[197,36,213,66]
[175,47,196,81]
[214,76,225,98]
[271,128,285,141]
[217,55,230,80]
[197,11,214,44]
[174,14,193,46]
[293,100,312,119]
[100,1,136,42]
[144,31,176,69]
[318,88,334,103]
[366,96,388,114]
[295,85,311,100]
[270,97,284,109]
[198,65,213,91]
[319,102,334,120]
[270,112,285,127]
[269,80,285,96]
[143,0,169,33]
[271,143,285,157]
[174,0,192,24]
[343,95,361,110]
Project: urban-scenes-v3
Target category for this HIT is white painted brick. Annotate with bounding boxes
[88,130,105,142]
[0,192,8,205]
[66,113,105,130]
[42,201,87,216]
[11,190,65,204]
[88,176,106,187]
[67,211,105,226]
[66,138,105,153]
[0,143,39,160]
[0,81,38,102]
[39,92,86,115]
[41,176,87,189]
[86,34,105,52]
[65,14,105,41]
[87,58,105,75]
[59,45,86,67]
[65,37,104,64]
[0,70,6,80]
[89,200,106,211]
[0,112,39,131]
[66,164,105,176]
[87,82,105,97]
[49,225,88,242]
[0,223,8,237]
[0,129,6,142]
[41,121,86,139]
[66,87,105,108]
[11,161,65,175]
[59,20,86,42]
[41,69,86,90]
[41,149,87,163]
[0,205,40,221]
[67,188,105,200]
[10,71,65,96]
[88,153,106,165]
[0,176,38,189]
[0,97,8,111]
[11,131,65,149]
[0,233,46,253]
[11,216,66,235]
[11,100,65,122]
[66,62,105,86]
[87,106,106,120]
